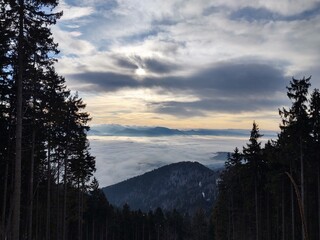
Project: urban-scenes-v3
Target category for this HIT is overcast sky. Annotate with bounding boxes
[53,0,320,130]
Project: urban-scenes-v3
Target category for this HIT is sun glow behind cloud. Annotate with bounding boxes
[135,67,146,76]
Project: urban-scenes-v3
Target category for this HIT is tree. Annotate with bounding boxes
[243,122,263,240]
[279,76,311,239]
[309,88,320,238]
[0,1,99,239]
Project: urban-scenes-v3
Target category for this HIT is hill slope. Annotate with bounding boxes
[102,161,219,214]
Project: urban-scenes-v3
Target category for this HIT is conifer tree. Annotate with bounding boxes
[279,76,311,239]
[243,122,263,240]
[309,88,320,238]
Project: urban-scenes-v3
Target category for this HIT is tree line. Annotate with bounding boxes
[212,76,320,240]
[86,180,213,240]
[0,1,95,239]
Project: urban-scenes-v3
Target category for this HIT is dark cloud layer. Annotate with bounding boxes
[113,54,182,74]
[69,61,287,116]
[150,97,286,117]
[230,4,320,22]
[144,58,181,74]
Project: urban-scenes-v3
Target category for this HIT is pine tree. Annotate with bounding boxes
[309,88,320,239]
[279,76,311,239]
[243,122,263,240]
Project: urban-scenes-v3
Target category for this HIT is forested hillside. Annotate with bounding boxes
[213,76,320,240]
[103,162,219,215]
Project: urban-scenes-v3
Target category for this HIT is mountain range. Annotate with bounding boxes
[102,161,220,215]
[90,124,277,137]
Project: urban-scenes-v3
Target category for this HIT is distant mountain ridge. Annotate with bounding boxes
[90,124,277,137]
[102,161,220,215]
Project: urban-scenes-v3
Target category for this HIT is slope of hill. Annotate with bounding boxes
[102,161,219,214]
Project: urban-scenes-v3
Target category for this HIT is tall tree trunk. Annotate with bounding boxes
[92,220,94,240]
[78,180,81,240]
[227,191,231,240]
[46,142,51,240]
[255,174,259,240]
[142,220,144,240]
[1,162,8,240]
[35,189,39,240]
[62,154,68,240]
[56,157,61,240]
[62,111,70,240]
[282,179,285,240]
[290,162,295,240]
[300,137,304,240]
[318,162,320,240]
[231,192,235,240]
[12,0,24,239]
[266,192,270,240]
[28,128,35,240]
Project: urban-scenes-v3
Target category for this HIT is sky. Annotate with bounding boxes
[53,0,320,131]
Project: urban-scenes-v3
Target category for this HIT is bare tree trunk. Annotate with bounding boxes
[12,1,24,239]
[285,172,309,240]
[106,219,108,240]
[35,190,39,240]
[92,220,94,240]
[267,192,270,240]
[290,162,295,240]
[1,162,8,240]
[142,220,144,240]
[300,137,305,240]
[46,142,51,240]
[255,176,259,240]
[62,110,70,240]
[78,180,81,240]
[282,179,285,240]
[81,185,84,240]
[28,129,35,240]
[62,155,67,240]
[318,163,320,240]
[227,192,231,240]
[56,157,61,240]
[232,192,235,240]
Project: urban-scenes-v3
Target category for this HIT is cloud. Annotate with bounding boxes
[230,4,320,22]
[69,61,286,92]
[89,135,251,186]
[53,0,319,127]
[52,26,96,56]
[67,60,287,116]
[150,96,286,117]
[57,0,95,21]
[144,58,182,74]
[209,0,320,16]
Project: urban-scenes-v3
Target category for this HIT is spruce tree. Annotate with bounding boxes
[309,88,320,238]
[243,122,263,240]
[279,76,311,239]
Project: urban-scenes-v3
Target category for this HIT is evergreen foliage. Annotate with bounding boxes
[0,1,95,239]
[213,76,320,240]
